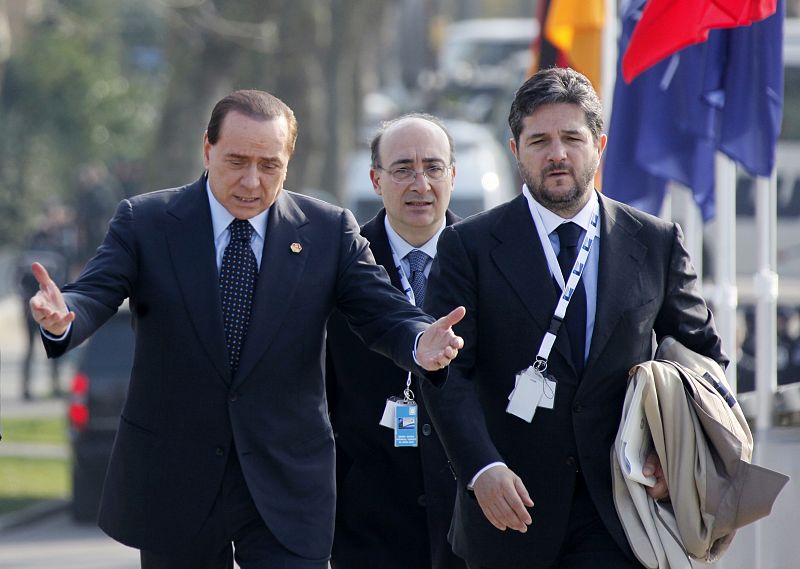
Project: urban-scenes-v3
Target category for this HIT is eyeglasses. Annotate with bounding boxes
[377,164,451,184]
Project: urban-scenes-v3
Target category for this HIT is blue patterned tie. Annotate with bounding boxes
[555,222,587,376]
[220,219,258,376]
[405,250,430,308]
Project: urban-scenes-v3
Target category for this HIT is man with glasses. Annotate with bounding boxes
[326,113,465,569]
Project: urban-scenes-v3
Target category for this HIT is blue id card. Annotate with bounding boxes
[394,402,418,447]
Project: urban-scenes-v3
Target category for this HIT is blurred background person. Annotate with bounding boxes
[15,203,77,400]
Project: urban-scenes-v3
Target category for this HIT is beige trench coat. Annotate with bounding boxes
[612,337,790,569]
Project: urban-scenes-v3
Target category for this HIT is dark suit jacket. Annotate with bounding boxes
[420,193,727,568]
[326,209,464,569]
[43,176,438,561]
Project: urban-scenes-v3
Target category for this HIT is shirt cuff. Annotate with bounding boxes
[468,462,507,490]
[41,322,71,341]
[412,330,425,366]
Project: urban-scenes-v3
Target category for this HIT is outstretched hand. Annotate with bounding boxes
[28,262,74,337]
[416,306,466,371]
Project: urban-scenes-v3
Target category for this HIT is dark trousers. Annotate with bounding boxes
[140,450,328,569]
[467,475,643,569]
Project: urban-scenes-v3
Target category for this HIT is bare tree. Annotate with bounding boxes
[146,0,277,190]
[147,0,389,202]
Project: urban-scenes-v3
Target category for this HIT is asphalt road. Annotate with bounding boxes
[0,510,139,569]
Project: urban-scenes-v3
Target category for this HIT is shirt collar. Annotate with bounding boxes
[383,214,446,260]
[206,179,269,241]
[523,185,599,235]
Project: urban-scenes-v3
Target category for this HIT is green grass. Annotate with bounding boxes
[0,417,69,516]
[0,457,69,515]
[1,416,67,444]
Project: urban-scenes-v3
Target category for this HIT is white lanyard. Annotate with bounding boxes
[533,204,600,372]
[391,249,417,306]
[390,249,419,400]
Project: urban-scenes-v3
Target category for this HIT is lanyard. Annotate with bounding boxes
[390,249,418,400]
[530,201,600,372]
[391,249,417,306]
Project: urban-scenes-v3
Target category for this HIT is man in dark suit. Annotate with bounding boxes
[29,90,465,569]
[420,68,727,569]
[327,114,465,569]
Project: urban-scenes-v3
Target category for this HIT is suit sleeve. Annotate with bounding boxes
[654,223,728,367]
[43,199,135,358]
[332,209,441,379]
[420,226,504,484]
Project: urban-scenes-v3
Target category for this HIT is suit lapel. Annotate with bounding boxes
[585,195,648,371]
[361,211,403,291]
[489,196,568,363]
[233,191,309,388]
[165,176,230,383]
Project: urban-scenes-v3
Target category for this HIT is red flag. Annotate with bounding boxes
[622,0,777,83]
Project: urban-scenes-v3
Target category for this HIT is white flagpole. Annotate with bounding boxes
[601,0,617,128]
[754,170,778,430]
[753,168,778,569]
[713,153,738,390]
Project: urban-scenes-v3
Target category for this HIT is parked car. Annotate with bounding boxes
[67,307,133,521]
[345,118,518,223]
[437,18,539,91]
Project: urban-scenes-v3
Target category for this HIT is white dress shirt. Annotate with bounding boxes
[206,181,269,270]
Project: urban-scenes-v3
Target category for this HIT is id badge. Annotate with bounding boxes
[379,396,402,429]
[394,401,418,447]
[506,366,557,423]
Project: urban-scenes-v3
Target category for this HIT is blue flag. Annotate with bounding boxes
[719,6,784,177]
[603,0,784,221]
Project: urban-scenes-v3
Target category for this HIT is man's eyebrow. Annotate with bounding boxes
[388,157,447,167]
[523,132,547,141]
[225,152,283,164]
[524,128,585,141]
[387,158,414,168]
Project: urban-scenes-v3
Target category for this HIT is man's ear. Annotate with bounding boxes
[370,168,382,196]
[202,131,212,169]
[596,133,608,158]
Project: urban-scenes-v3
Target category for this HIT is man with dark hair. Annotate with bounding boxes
[29,90,464,569]
[421,67,727,569]
[327,113,465,569]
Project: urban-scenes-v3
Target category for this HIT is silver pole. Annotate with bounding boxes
[753,168,778,569]
[601,0,617,128]
[713,153,739,390]
[754,170,778,430]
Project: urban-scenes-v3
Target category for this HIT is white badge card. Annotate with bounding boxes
[394,401,418,447]
[506,366,557,422]
[538,375,557,410]
[379,396,402,429]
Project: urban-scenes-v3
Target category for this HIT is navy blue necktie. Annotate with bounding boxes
[406,250,430,307]
[555,222,587,376]
[220,219,258,376]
